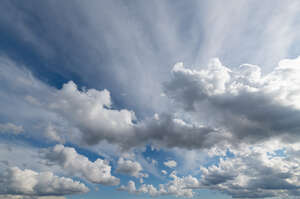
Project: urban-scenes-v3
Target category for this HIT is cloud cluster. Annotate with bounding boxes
[195,140,300,198]
[43,145,119,186]
[164,57,300,145]
[49,80,225,150]
[0,57,226,150]
[0,167,88,197]
[4,53,300,152]
[118,171,199,198]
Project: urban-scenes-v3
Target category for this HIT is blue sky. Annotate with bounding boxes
[2,1,300,199]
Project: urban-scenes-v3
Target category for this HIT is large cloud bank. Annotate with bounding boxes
[165,57,300,145]
[3,55,300,198]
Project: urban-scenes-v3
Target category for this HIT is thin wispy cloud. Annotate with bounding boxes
[1,1,300,199]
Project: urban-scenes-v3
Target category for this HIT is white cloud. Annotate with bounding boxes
[0,56,228,150]
[116,158,148,179]
[118,171,199,198]
[163,160,177,168]
[164,57,300,145]
[0,141,54,173]
[161,170,167,175]
[193,140,300,198]
[0,123,23,134]
[42,145,119,186]
[44,124,64,143]
[49,81,136,146]
[0,167,88,196]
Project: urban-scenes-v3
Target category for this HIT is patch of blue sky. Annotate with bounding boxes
[267,148,287,158]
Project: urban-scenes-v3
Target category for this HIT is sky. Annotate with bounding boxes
[1,0,300,199]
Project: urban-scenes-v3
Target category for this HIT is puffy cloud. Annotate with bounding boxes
[164,57,300,145]
[116,158,148,179]
[0,123,23,134]
[49,81,136,146]
[118,171,199,198]
[193,140,300,198]
[42,145,119,186]
[161,170,167,175]
[135,114,228,150]
[0,56,227,150]
[50,81,225,150]
[163,160,177,168]
[0,167,88,196]
[5,53,300,153]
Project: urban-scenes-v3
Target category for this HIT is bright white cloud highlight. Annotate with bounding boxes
[165,57,300,144]
[43,145,119,186]
[0,167,88,196]
[118,171,199,197]
[163,160,177,168]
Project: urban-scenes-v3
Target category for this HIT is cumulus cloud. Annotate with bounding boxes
[49,81,227,150]
[42,145,119,186]
[4,53,300,153]
[161,170,167,175]
[0,167,88,196]
[118,171,199,198]
[191,140,300,198]
[116,158,148,179]
[164,57,300,145]
[163,160,177,168]
[0,56,226,151]
[49,81,136,146]
[0,123,23,134]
